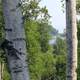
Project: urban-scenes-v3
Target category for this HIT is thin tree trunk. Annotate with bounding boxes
[1,63,4,80]
[0,62,4,80]
[2,0,29,80]
[66,0,77,80]
[0,62,1,80]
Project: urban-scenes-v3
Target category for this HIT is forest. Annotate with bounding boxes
[0,0,79,80]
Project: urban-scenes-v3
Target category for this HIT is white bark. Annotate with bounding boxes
[2,0,29,80]
[66,0,77,80]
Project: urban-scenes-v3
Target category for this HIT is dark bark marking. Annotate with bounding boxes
[0,39,22,59]
[13,38,25,41]
[4,28,13,32]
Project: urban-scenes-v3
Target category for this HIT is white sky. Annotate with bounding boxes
[40,0,66,33]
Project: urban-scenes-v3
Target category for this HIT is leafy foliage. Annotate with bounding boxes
[25,19,56,80]
[0,0,5,63]
[76,0,80,13]
[0,0,67,80]
[53,37,67,80]
[77,21,80,80]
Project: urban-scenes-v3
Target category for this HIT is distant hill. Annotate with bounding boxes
[48,25,58,36]
[48,25,66,45]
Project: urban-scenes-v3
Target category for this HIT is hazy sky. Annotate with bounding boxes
[40,0,66,33]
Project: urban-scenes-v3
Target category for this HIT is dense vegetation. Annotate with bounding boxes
[76,0,80,79]
[77,21,80,80]
[1,0,80,80]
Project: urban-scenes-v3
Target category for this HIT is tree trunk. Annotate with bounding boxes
[0,62,1,80]
[66,0,77,80]
[0,62,4,80]
[1,62,4,80]
[2,0,29,80]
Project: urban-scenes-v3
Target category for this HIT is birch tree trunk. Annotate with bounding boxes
[2,0,29,80]
[66,0,77,80]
